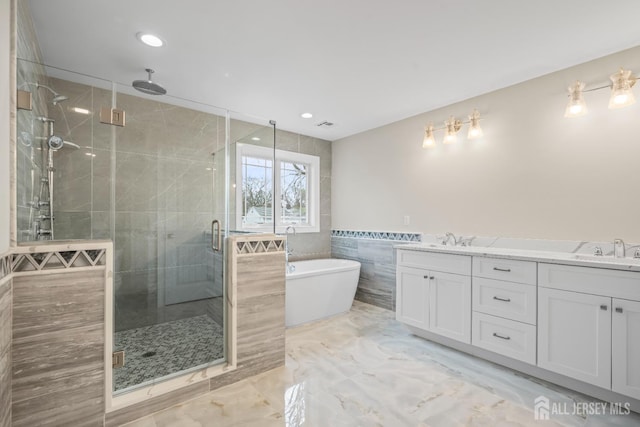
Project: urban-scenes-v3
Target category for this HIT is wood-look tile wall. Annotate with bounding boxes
[332,236,397,311]
[12,270,105,427]
[0,277,11,427]
[211,252,286,388]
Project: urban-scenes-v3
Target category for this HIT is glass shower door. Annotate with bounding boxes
[111,89,228,392]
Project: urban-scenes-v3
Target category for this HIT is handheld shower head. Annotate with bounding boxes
[132,68,167,95]
[33,83,68,105]
[52,94,68,105]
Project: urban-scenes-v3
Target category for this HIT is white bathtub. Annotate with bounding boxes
[285,258,361,327]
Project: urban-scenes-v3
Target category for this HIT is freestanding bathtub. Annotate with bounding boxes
[285,258,361,327]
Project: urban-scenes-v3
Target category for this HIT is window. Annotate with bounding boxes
[236,144,320,233]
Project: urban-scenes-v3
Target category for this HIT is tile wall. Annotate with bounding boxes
[276,130,332,261]
[6,242,111,427]
[0,253,11,427]
[331,231,422,311]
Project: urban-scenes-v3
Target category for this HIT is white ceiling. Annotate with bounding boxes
[28,0,640,141]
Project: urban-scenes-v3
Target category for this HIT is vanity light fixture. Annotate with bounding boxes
[443,116,462,144]
[422,124,435,148]
[564,81,588,118]
[136,32,164,48]
[609,68,636,109]
[422,109,483,148]
[467,109,484,139]
[565,67,637,118]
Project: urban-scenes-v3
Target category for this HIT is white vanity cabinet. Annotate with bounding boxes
[396,250,472,343]
[538,263,640,397]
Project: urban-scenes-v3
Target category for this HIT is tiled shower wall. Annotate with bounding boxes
[331,231,422,311]
[276,130,332,261]
[15,0,49,242]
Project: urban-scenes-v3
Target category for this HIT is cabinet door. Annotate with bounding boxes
[612,298,640,400]
[429,271,471,343]
[538,287,611,389]
[396,266,429,330]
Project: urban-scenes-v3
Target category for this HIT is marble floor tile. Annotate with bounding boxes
[123,301,640,427]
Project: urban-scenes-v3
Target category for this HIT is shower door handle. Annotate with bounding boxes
[211,220,221,252]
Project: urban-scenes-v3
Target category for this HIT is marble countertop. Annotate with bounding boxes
[395,243,640,272]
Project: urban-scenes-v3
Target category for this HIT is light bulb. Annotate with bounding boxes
[608,68,636,109]
[564,81,588,118]
[443,116,460,144]
[467,109,483,139]
[422,124,435,148]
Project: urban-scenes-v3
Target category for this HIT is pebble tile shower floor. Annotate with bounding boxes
[114,315,224,391]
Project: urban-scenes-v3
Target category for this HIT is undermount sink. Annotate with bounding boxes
[573,254,640,265]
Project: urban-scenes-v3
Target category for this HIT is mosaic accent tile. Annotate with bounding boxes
[331,229,422,242]
[114,315,225,391]
[11,249,106,272]
[235,239,285,255]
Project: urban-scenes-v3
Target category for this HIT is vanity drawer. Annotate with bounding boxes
[538,263,640,300]
[473,256,536,285]
[397,249,471,275]
[472,312,536,365]
[472,277,536,324]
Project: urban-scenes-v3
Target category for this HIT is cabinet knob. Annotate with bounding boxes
[615,307,623,313]
[429,276,435,280]
[423,275,429,279]
[600,305,608,311]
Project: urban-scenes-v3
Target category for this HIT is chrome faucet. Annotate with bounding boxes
[285,226,296,273]
[593,246,603,256]
[442,232,457,246]
[634,248,640,259]
[614,238,625,258]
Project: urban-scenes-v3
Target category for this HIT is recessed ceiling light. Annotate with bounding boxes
[301,112,313,119]
[137,32,164,47]
[251,137,261,141]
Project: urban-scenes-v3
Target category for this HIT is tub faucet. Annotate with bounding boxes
[614,238,625,258]
[285,226,296,273]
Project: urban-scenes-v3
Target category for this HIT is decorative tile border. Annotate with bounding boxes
[331,230,422,242]
[10,249,106,273]
[235,238,285,255]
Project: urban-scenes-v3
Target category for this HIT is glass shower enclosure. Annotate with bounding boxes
[15,59,276,393]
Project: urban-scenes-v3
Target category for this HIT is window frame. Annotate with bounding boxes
[235,143,320,233]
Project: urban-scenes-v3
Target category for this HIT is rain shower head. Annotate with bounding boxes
[132,68,167,95]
